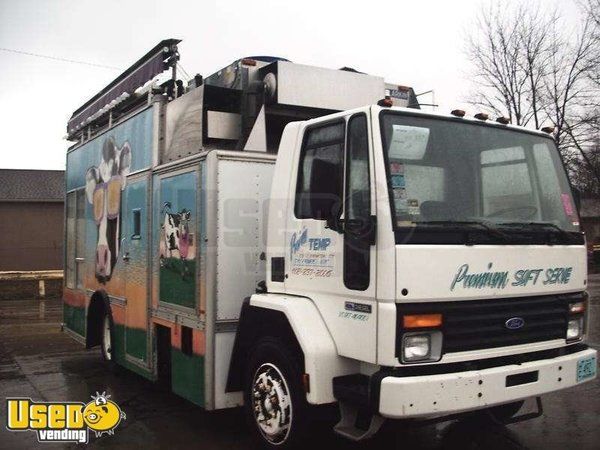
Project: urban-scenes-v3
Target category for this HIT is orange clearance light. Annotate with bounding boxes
[451,109,466,117]
[241,58,257,66]
[378,97,393,107]
[403,314,443,328]
[496,116,510,124]
[541,126,555,134]
[474,113,489,121]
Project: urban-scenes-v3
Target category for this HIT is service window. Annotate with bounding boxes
[295,121,345,220]
[65,192,76,289]
[158,171,197,309]
[65,189,86,290]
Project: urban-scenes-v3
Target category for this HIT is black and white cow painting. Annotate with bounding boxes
[85,137,131,283]
[160,202,192,279]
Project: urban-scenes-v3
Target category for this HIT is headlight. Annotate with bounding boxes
[403,334,430,360]
[567,317,584,342]
[401,331,442,363]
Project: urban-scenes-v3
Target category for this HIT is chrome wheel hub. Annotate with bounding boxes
[252,363,292,445]
[102,316,112,360]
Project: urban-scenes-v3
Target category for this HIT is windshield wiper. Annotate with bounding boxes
[501,222,571,239]
[418,220,510,241]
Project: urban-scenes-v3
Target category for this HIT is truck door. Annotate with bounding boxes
[285,113,377,363]
[122,175,150,367]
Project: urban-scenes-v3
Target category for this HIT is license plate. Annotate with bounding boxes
[576,356,597,382]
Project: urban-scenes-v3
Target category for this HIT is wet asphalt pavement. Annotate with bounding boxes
[1,276,600,449]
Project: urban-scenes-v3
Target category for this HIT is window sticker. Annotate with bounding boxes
[388,125,429,160]
[393,187,407,200]
[391,174,405,188]
[407,199,420,216]
[561,193,574,216]
[390,161,404,175]
[394,197,408,212]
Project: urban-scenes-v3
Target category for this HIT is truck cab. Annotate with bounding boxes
[233,104,597,446]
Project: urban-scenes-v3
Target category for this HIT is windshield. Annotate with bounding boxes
[380,112,581,243]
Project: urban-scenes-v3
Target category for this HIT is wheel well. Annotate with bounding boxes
[226,298,304,393]
[86,291,110,349]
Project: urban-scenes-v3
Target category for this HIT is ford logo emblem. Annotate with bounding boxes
[505,317,525,330]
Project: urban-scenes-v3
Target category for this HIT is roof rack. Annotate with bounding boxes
[66,38,180,139]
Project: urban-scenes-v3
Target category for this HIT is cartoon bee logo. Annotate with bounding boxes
[82,392,126,437]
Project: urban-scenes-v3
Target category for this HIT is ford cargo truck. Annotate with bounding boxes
[62,39,597,448]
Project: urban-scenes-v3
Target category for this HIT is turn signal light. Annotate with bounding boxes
[569,302,586,314]
[474,113,489,121]
[451,109,466,117]
[403,314,442,328]
[241,58,257,66]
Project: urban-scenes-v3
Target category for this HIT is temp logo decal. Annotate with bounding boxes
[6,392,125,444]
[290,228,308,259]
[289,228,335,278]
[450,263,573,291]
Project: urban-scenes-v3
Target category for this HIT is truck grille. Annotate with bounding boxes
[396,293,580,355]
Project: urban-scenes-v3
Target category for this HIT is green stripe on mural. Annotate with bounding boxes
[172,348,205,407]
[113,323,153,381]
[126,326,147,361]
[63,303,86,337]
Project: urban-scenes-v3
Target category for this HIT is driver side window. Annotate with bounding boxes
[294,121,345,220]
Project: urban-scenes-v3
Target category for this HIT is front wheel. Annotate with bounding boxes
[244,338,307,449]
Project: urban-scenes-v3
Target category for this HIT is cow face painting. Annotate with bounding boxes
[85,137,132,283]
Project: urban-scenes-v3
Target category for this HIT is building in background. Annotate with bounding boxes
[0,169,64,271]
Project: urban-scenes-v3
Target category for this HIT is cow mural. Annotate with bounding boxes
[160,202,192,279]
[85,137,132,283]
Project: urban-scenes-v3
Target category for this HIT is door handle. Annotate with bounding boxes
[123,252,130,262]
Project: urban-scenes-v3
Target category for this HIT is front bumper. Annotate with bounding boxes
[378,347,597,419]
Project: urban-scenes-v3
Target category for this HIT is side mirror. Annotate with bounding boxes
[308,158,342,222]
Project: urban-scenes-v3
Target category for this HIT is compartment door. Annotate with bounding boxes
[122,176,150,364]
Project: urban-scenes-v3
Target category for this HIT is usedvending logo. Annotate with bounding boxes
[6,392,125,443]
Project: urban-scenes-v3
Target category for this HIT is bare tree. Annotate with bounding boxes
[544,16,597,152]
[466,3,556,126]
[466,0,600,191]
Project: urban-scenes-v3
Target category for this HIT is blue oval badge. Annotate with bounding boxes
[505,317,525,330]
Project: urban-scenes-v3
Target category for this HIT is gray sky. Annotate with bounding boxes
[0,0,580,170]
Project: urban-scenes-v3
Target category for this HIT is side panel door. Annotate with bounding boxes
[122,176,150,364]
[284,114,378,363]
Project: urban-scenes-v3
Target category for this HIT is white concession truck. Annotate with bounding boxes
[63,39,597,448]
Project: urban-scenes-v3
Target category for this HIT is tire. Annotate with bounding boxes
[244,337,308,449]
[100,311,114,363]
[488,400,525,422]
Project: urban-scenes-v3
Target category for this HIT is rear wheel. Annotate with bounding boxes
[100,313,113,362]
[244,338,307,449]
